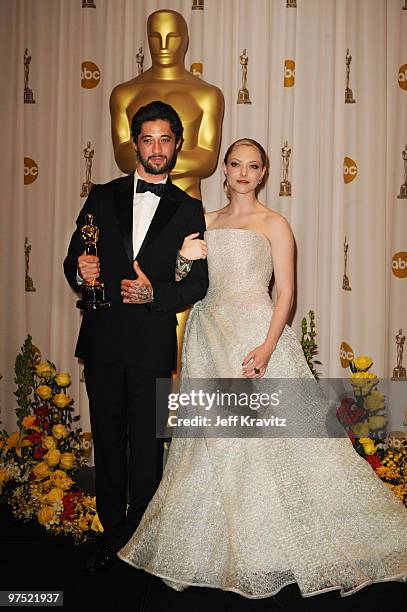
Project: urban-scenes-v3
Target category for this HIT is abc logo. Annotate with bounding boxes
[190,62,203,78]
[398,64,407,91]
[343,157,358,183]
[81,432,93,459]
[392,252,407,278]
[340,341,354,368]
[24,157,38,185]
[284,59,295,87]
[387,431,406,449]
[81,61,101,89]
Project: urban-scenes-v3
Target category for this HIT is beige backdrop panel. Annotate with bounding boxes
[1,0,406,436]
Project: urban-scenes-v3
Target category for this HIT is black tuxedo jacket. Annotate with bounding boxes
[64,173,208,371]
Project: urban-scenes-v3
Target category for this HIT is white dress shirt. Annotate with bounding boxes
[76,170,167,284]
[132,170,167,260]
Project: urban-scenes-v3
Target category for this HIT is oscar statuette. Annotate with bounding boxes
[237,49,251,104]
[76,214,112,310]
[391,329,407,381]
[279,141,292,196]
[397,145,407,199]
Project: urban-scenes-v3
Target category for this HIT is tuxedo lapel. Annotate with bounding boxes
[113,174,134,263]
[135,180,180,261]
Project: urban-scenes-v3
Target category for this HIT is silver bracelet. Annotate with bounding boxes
[175,251,193,278]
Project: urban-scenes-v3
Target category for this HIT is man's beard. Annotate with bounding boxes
[137,150,178,176]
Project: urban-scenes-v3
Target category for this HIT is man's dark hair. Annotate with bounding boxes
[130,100,184,147]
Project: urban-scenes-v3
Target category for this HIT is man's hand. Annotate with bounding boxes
[78,252,100,282]
[121,261,153,304]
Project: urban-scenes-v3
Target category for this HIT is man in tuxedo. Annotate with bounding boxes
[64,100,208,575]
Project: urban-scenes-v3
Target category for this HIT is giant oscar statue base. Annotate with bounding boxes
[110,9,224,373]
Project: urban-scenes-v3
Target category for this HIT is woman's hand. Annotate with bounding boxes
[180,233,207,260]
[242,342,275,378]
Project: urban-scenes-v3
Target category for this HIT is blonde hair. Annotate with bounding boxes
[223,138,268,197]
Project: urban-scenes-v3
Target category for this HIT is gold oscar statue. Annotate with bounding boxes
[81,141,94,197]
[110,9,224,374]
[392,329,407,380]
[345,48,356,104]
[397,145,407,199]
[110,9,224,200]
[136,46,144,75]
[237,49,251,104]
[24,237,36,292]
[76,214,112,310]
[24,48,35,104]
[342,235,352,291]
[279,141,292,196]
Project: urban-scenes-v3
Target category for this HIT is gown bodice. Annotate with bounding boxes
[203,229,273,304]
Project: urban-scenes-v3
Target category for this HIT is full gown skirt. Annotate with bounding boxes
[118,229,407,598]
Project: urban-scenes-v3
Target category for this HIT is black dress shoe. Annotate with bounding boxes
[86,546,117,576]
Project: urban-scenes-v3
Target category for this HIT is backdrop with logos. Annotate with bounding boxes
[1,0,406,437]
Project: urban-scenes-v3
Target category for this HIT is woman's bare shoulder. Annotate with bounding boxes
[204,207,228,228]
[261,209,293,242]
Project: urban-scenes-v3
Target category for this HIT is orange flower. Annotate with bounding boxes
[22,415,40,431]
[3,431,32,457]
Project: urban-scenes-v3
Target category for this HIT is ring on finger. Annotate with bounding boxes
[254,367,260,374]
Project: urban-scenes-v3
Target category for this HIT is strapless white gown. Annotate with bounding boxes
[118,229,407,598]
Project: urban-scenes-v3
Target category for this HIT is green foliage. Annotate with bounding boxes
[14,336,36,427]
[300,310,322,379]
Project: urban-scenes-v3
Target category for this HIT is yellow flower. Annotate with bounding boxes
[352,422,370,438]
[353,355,373,372]
[55,373,71,388]
[52,424,69,440]
[59,452,75,471]
[364,390,385,411]
[368,415,386,431]
[35,362,54,378]
[45,448,61,467]
[91,514,104,533]
[3,431,32,457]
[37,505,56,526]
[37,385,53,401]
[33,461,50,481]
[361,439,377,455]
[53,393,72,409]
[49,469,73,491]
[46,487,64,503]
[43,436,57,450]
[350,372,377,396]
[22,415,40,431]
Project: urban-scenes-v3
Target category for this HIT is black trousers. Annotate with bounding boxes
[84,360,171,550]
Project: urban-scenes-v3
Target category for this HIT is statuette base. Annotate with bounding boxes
[391,366,407,381]
[237,89,251,104]
[279,181,292,197]
[342,275,352,291]
[24,88,35,104]
[25,276,36,292]
[397,184,407,199]
[77,282,112,310]
[345,88,356,104]
[81,181,93,197]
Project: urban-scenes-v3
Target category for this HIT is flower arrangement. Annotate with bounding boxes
[336,354,407,507]
[0,336,103,542]
[300,310,322,379]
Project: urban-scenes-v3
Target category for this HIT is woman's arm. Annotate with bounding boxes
[175,233,208,281]
[242,215,295,377]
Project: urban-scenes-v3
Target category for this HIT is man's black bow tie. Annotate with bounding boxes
[136,179,166,197]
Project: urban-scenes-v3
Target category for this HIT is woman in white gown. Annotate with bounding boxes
[118,138,407,598]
